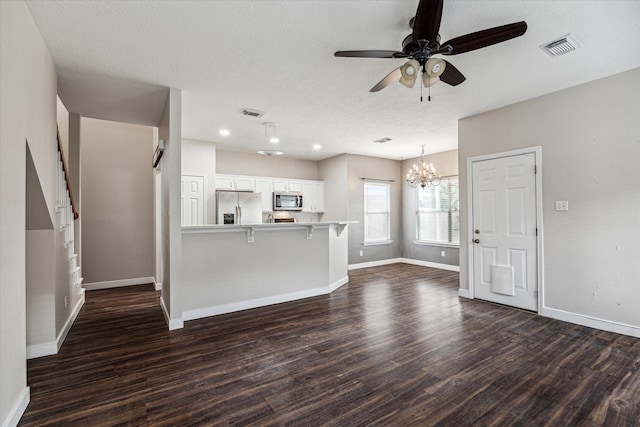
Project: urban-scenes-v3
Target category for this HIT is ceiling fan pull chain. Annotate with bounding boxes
[420,79,423,102]
[428,79,431,102]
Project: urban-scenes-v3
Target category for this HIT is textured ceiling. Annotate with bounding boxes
[26,1,640,161]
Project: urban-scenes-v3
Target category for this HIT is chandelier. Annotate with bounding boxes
[406,145,441,188]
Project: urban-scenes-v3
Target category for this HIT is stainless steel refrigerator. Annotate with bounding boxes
[216,191,263,224]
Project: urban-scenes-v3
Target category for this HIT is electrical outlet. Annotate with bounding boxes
[359,250,364,257]
[441,251,445,257]
[64,295,68,308]
[555,200,569,211]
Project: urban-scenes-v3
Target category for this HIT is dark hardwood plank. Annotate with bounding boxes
[19,264,640,426]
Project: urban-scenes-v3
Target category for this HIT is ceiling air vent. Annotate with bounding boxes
[540,34,581,57]
[373,137,392,144]
[241,108,265,118]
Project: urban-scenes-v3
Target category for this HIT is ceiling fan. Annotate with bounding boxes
[334,0,527,93]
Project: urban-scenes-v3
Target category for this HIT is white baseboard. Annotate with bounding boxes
[160,296,183,330]
[154,281,162,291]
[26,341,57,360]
[458,288,470,298]
[3,386,30,427]
[349,258,403,270]
[183,286,328,322]
[83,276,155,291]
[401,258,460,272]
[542,306,640,339]
[27,289,85,359]
[329,276,349,292]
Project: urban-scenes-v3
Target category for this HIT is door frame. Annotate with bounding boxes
[466,146,544,313]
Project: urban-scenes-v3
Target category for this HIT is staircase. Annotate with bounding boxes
[56,142,82,290]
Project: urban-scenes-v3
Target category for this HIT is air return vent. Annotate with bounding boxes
[540,34,581,57]
[373,137,392,144]
[241,108,265,118]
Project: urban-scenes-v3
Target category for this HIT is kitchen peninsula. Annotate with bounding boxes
[181,221,353,322]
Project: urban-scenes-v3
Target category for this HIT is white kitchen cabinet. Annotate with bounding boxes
[302,181,325,213]
[215,174,255,191]
[273,179,302,192]
[254,178,274,212]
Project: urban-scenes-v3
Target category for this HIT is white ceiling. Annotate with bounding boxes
[26,1,640,161]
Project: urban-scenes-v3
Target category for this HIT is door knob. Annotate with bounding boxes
[474,239,480,244]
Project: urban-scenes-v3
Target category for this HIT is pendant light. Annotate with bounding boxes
[258,122,283,156]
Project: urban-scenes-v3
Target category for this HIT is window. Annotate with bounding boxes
[364,181,391,244]
[416,177,459,245]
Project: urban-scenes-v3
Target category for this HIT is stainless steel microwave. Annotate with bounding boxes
[273,192,303,211]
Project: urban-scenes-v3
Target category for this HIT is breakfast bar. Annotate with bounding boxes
[181,222,352,322]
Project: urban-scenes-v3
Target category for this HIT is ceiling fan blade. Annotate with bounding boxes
[334,50,406,59]
[439,60,466,86]
[412,0,443,43]
[370,67,402,92]
[439,21,527,55]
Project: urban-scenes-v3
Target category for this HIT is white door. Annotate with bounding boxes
[181,175,204,226]
[472,153,537,311]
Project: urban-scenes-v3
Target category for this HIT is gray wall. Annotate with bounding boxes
[458,68,640,329]
[318,154,349,221]
[402,149,459,266]
[182,138,216,224]
[0,1,59,423]
[80,118,154,284]
[217,149,319,179]
[345,154,402,265]
[159,88,183,326]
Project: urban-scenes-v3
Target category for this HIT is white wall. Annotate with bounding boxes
[402,149,459,266]
[458,68,640,332]
[182,138,216,224]
[80,118,155,285]
[0,1,58,424]
[217,149,319,180]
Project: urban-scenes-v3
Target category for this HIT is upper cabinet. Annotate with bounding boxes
[254,178,274,212]
[273,179,303,193]
[216,174,255,191]
[216,174,324,214]
[302,181,325,213]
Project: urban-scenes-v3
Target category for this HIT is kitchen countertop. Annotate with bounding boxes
[182,221,357,233]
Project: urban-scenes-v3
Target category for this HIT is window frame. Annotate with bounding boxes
[414,176,460,246]
[363,181,392,245]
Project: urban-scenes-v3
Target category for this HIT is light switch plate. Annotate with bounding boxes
[555,200,569,211]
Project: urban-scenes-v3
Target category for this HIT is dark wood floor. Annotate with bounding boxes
[20,264,640,426]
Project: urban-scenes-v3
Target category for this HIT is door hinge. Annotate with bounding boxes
[534,165,537,174]
[534,290,539,299]
[535,228,538,236]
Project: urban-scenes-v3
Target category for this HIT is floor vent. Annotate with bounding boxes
[241,108,265,118]
[540,34,580,57]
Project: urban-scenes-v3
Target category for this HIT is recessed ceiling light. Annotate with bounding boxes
[219,129,230,136]
[313,144,322,150]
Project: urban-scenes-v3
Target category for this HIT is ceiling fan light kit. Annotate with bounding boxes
[400,59,420,88]
[334,0,527,94]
